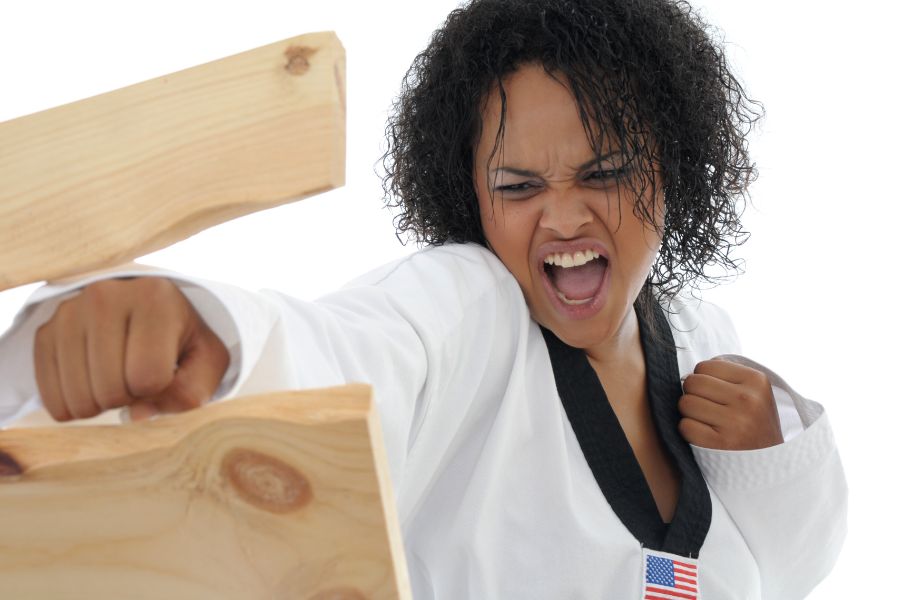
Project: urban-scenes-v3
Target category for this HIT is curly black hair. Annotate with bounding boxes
[381,0,762,301]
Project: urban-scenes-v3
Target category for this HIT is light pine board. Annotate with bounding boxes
[0,384,411,600]
[0,31,345,292]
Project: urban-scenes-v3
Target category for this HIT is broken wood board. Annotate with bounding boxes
[0,384,410,600]
[0,31,346,292]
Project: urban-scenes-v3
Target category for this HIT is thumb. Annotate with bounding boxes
[128,323,230,421]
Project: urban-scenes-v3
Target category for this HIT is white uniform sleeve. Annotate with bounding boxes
[692,361,847,596]
[213,246,527,492]
[668,297,848,598]
[0,245,524,494]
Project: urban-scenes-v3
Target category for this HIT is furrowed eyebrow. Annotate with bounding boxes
[490,152,621,178]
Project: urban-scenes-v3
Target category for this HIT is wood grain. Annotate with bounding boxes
[0,384,411,600]
[0,31,345,292]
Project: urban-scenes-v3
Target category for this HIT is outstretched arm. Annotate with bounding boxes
[0,244,527,495]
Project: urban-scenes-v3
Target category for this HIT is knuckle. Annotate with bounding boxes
[750,371,772,393]
[81,282,117,319]
[82,280,114,304]
[53,297,78,325]
[737,390,756,405]
[49,300,85,336]
[87,280,156,327]
[750,369,769,385]
[134,277,175,302]
[738,389,769,411]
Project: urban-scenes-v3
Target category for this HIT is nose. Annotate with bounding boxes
[538,189,594,239]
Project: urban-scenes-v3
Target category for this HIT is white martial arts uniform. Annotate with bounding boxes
[0,243,847,599]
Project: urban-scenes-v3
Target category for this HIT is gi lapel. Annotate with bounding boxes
[540,298,712,558]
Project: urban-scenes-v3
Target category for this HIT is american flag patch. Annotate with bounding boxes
[642,547,700,600]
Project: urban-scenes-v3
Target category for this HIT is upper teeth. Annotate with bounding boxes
[544,250,602,268]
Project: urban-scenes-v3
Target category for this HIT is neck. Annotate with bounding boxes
[585,305,647,412]
[585,305,643,370]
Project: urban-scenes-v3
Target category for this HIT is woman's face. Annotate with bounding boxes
[473,64,663,353]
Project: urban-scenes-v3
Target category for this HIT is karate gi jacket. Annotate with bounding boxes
[0,243,847,599]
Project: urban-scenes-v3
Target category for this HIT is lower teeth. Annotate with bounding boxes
[556,291,592,306]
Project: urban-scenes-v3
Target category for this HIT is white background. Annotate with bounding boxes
[1,1,897,596]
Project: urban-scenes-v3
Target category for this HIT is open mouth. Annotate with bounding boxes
[543,250,609,306]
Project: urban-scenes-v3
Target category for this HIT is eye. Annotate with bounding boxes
[497,182,532,191]
[585,166,631,183]
[494,181,541,195]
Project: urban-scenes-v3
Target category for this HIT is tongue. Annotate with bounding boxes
[549,259,607,300]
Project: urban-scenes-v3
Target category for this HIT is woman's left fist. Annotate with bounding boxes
[677,359,784,450]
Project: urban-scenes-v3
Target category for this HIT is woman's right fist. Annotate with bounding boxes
[33,277,230,422]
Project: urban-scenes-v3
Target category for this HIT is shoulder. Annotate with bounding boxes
[344,243,521,304]
[346,243,514,287]
[332,243,528,335]
[657,293,743,377]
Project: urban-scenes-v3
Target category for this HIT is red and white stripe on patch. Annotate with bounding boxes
[642,547,700,600]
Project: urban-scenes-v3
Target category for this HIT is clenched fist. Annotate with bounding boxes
[33,277,229,422]
[677,358,784,451]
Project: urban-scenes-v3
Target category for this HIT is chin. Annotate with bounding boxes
[544,316,617,349]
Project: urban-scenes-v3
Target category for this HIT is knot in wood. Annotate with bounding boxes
[0,449,23,477]
[308,588,368,600]
[222,448,311,513]
[284,46,318,76]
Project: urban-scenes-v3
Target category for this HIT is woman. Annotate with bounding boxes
[0,0,846,597]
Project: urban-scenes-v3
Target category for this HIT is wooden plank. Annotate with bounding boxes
[0,384,411,600]
[0,31,345,292]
